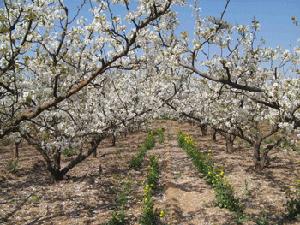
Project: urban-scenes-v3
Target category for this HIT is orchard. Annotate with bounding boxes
[0,0,299,224]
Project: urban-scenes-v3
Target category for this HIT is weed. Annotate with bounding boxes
[255,212,269,225]
[285,180,300,219]
[146,156,159,189]
[62,147,77,157]
[129,132,156,170]
[144,132,155,150]
[140,156,161,225]
[6,159,19,173]
[177,132,243,214]
[106,211,126,225]
[30,194,40,203]
[243,179,251,199]
[105,180,132,225]
[140,184,158,225]
[154,128,165,144]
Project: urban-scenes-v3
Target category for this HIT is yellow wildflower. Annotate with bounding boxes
[159,210,165,218]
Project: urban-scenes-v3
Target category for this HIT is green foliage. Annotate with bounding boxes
[286,198,300,219]
[30,194,40,203]
[129,145,148,170]
[144,132,155,150]
[154,128,165,144]
[147,156,159,189]
[234,214,249,225]
[285,180,300,219]
[159,114,171,120]
[6,159,19,173]
[177,132,243,214]
[129,132,156,170]
[105,180,132,225]
[106,211,126,225]
[140,184,158,225]
[255,212,269,225]
[116,181,131,206]
[62,147,77,157]
[140,156,160,225]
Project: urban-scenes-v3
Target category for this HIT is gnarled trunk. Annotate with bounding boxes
[53,148,61,170]
[48,166,64,181]
[14,141,20,158]
[111,133,116,147]
[225,134,235,152]
[260,150,269,169]
[200,124,208,136]
[212,129,217,142]
[253,138,263,169]
[24,133,104,181]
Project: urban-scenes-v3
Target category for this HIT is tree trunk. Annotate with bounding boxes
[212,129,217,142]
[200,124,208,136]
[225,134,233,152]
[59,135,103,180]
[14,141,20,158]
[225,134,236,152]
[260,149,269,169]
[48,166,64,181]
[53,148,61,171]
[24,133,104,181]
[93,146,97,157]
[254,139,262,169]
[111,133,116,147]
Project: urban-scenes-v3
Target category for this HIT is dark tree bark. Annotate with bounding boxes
[24,133,104,181]
[14,141,21,158]
[111,133,116,147]
[253,138,262,169]
[225,134,235,152]
[212,129,217,142]
[200,124,208,136]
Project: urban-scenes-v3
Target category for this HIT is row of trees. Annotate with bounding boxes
[1,0,299,180]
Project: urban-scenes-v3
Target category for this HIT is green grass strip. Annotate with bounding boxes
[129,131,155,170]
[177,131,243,214]
[129,128,165,170]
[104,180,132,225]
[140,156,162,225]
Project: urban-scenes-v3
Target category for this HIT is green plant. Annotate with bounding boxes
[147,156,159,189]
[177,132,243,214]
[144,132,155,150]
[234,213,249,225]
[106,211,126,225]
[105,180,132,225]
[286,198,300,219]
[255,212,269,225]
[140,156,161,225]
[129,131,156,170]
[154,128,165,144]
[6,159,19,173]
[62,147,77,157]
[243,179,251,198]
[285,180,300,219]
[30,194,40,203]
[129,145,148,169]
[140,184,158,225]
[159,114,171,120]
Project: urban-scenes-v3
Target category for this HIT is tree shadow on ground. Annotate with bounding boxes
[0,160,52,190]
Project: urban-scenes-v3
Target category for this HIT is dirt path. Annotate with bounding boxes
[151,121,234,225]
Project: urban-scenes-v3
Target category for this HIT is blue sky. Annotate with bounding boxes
[63,0,299,49]
[176,0,300,49]
[1,0,299,49]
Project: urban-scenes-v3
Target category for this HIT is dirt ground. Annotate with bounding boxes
[0,120,299,225]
